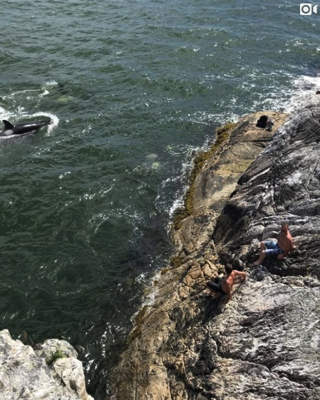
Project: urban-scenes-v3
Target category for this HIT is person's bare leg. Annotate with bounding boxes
[253,242,266,266]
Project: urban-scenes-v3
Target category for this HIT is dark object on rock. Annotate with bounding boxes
[207,277,225,295]
[256,115,274,131]
[251,265,270,281]
[256,115,268,128]
[232,257,245,271]
[316,90,320,95]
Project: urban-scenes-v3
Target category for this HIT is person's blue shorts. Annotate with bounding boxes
[264,241,283,256]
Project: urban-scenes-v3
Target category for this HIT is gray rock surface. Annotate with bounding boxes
[214,104,320,278]
[112,103,320,399]
[0,329,93,400]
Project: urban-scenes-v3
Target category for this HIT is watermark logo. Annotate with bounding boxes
[300,3,318,15]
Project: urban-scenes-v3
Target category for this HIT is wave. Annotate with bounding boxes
[27,112,59,135]
[283,74,320,113]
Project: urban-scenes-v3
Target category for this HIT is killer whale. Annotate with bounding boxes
[0,119,48,137]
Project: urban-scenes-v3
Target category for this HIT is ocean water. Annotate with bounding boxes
[0,0,319,397]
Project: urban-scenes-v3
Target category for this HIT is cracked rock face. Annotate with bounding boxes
[214,103,320,278]
[112,104,320,400]
[204,276,320,399]
[0,330,93,400]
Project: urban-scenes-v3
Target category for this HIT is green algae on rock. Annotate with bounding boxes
[46,349,66,366]
[169,256,183,268]
[127,305,149,344]
[160,256,183,275]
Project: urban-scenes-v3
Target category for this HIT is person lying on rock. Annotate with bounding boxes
[206,265,247,302]
[253,223,294,266]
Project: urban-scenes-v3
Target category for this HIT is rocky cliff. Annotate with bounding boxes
[113,104,320,400]
[0,329,93,400]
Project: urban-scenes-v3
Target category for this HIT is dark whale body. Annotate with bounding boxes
[0,119,48,137]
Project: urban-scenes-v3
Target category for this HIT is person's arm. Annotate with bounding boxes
[234,270,247,283]
[278,250,288,259]
[277,240,294,259]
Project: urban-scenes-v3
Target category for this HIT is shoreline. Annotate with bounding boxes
[111,110,288,399]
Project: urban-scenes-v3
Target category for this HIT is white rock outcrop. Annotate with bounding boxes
[0,329,93,400]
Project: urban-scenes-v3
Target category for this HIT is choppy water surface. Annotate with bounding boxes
[0,0,319,397]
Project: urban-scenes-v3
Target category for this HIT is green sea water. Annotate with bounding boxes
[0,0,319,397]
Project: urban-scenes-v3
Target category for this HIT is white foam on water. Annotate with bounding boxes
[0,106,16,121]
[136,267,162,307]
[168,196,184,218]
[1,90,37,100]
[1,86,50,101]
[163,144,205,223]
[254,73,320,115]
[39,89,49,98]
[283,74,320,114]
[27,112,59,135]
[155,140,212,226]
[43,80,58,88]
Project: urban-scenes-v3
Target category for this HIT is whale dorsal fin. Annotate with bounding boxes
[3,120,14,129]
